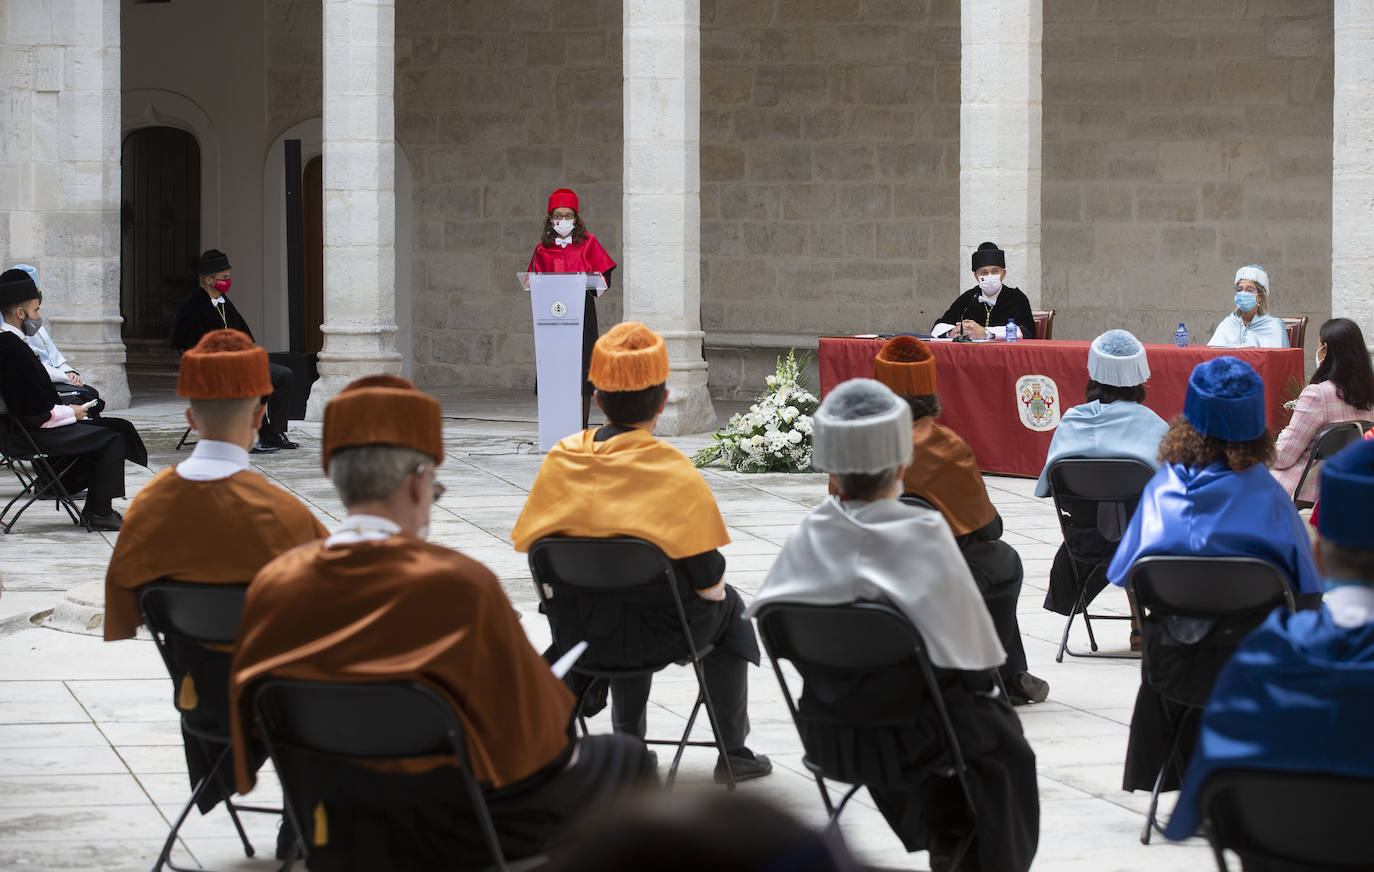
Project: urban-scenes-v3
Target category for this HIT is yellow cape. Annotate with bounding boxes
[511,428,730,559]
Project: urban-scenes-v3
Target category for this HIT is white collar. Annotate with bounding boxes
[210,296,225,306]
[1,321,24,339]
[553,235,573,248]
[326,514,402,547]
[1324,584,1374,629]
[175,439,251,481]
[977,291,1001,305]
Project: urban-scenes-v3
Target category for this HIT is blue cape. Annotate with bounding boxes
[1105,461,1323,595]
[1034,400,1169,497]
[1165,606,1374,839]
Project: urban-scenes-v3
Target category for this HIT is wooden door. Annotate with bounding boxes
[121,126,200,341]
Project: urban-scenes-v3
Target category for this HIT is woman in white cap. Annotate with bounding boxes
[1206,264,1289,348]
[750,378,1039,872]
[1035,330,1169,623]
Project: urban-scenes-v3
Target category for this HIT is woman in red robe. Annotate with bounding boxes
[527,188,616,428]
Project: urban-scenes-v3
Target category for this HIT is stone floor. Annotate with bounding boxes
[0,385,1219,871]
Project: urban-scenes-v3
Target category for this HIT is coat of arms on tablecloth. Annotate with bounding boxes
[1015,374,1060,431]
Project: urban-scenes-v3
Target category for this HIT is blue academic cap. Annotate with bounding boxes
[1183,356,1266,441]
[1318,436,1374,549]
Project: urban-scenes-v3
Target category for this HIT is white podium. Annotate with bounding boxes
[519,272,607,452]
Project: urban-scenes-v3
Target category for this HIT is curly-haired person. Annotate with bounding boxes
[1104,355,1324,797]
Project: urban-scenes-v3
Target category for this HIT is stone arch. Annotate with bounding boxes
[121,89,220,246]
[261,120,414,374]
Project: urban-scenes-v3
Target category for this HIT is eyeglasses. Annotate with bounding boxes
[414,465,446,504]
[550,211,576,220]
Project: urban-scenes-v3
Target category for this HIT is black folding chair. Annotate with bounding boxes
[252,678,513,872]
[176,427,197,450]
[755,601,980,870]
[0,412,92,532]
[1046,457,1157,661]
[138,581,281,872]
[899,493,938,512]
[1125,556,1294,845]
[1200,769,1374,871]
[1290,421,1371,504]
[527,536,737,789]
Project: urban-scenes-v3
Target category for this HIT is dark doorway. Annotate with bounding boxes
[302,155,324,353]
[121,126,200,343]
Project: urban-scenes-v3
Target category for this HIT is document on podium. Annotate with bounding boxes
[519,272,589,452]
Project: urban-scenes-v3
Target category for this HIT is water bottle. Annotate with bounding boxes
[1175,322,1188,348]
[1005,319,1019,343]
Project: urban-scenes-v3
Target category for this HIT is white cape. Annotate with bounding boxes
[748,496,1005,671]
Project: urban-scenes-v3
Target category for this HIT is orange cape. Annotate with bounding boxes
[510,428,730,559]
[229,538,574,794]
[903,418,998,537]
[103,468,328,641]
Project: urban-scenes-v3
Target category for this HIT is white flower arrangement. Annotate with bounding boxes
[693,349,819,473]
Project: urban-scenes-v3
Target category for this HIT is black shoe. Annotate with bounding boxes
[1009,672,1050,706]
[714,747,772,784]
[82,509,122,531]
[250,440,280,455]
[261,432,299,449]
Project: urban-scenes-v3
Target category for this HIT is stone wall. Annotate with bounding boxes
[266,0,322,141]
[701,0,964,398]
[1042,1,1333,353]
[398,0,625,390]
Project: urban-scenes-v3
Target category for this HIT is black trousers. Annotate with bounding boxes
[27,419,132,515]
[280,732,655,871]
[262,362,293,438]
[958,521,1029,683]
[609,586,754,750]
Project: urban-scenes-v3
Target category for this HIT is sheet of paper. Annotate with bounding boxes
[550,640,588,679]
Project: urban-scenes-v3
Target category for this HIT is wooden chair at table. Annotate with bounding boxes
[1281,316,1308,351]
[1031,309,1055,340]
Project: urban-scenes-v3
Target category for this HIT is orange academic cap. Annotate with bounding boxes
[321,374,444,470]
[873,335,937,396]
[588,322,669,393]
[177,329,273,399]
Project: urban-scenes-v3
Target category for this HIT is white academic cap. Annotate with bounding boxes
[812,378,913,474]
[1234,264,1269,294]
[1088,329,1150,388]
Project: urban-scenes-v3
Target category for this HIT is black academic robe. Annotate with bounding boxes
[0,330,146,502]
[170,289,254,352]
[796,664,1039,872]
[934,287,1037,339]
[956,516,1029,681]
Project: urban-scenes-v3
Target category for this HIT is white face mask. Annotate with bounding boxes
[977,274,1003,296]
[552,219,575,238]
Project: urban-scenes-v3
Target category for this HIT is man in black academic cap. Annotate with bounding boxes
[932,242,1037,340]
[170,249,298,452]
[0,268,147,530]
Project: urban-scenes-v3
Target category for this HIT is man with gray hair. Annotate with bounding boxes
[750,378,1038,872]
[230,375,653,867]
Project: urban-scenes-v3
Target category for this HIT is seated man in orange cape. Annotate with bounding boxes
[104,330,327,817]
[229,375,653,870]
[511,321,772,783]
[872,335,1049,705]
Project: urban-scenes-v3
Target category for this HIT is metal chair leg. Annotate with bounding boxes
[691,659,736,791]
[155,747,229,872]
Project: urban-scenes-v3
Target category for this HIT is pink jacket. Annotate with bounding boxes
[1270,380,1373,502]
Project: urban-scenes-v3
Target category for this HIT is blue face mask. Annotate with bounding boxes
[1234,290,1258,313]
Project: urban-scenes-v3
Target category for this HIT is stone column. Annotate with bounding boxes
[1334,1,1374,348]
[0,0,129,408]
[959,0,1042,306]
[306,0,401,420]
[622,0,716,435]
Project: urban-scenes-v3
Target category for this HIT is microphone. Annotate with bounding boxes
[953,293,975,343]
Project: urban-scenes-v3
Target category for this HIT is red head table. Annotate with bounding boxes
[818,337,1305,477]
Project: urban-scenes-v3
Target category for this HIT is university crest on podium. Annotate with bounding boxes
[1015,375,1059,431]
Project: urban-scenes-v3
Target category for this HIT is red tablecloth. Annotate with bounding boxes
[818,338,1304,477]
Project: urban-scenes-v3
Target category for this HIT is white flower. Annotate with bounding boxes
[750,434,763,446]
[765,374,778,387]
[781,405,799,422]
[787,429,803,444]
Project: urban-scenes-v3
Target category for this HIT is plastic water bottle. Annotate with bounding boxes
[1175,322,1188,348]
[1005,319,1019,343]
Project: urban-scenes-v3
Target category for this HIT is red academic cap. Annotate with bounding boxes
[547,188,579,214]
